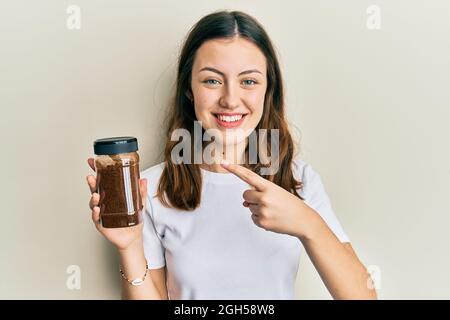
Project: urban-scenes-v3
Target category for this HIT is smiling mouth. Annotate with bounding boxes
[212,113,248,123]
[212,112,248,129]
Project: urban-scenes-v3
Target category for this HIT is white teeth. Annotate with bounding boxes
[217,114,243,122]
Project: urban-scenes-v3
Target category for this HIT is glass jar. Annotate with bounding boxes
[93,137,143,228]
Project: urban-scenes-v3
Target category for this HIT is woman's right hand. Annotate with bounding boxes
[86,158,147,252]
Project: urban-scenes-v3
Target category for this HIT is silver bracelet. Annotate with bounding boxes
[119,260,149,286]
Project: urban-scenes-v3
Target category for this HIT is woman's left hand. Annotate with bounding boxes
[221,161,319,239]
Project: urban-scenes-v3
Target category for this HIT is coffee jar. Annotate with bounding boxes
[93,137,143,228]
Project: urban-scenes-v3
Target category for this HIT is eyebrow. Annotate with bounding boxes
[199,67,263,76]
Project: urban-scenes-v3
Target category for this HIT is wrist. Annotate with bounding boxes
[117,237,148,283]
[118,236,144,257]
[295,201,326,243]
[120,259,149,287]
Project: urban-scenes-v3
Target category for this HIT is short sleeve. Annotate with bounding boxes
[142,196,166,269]
[296,161,351,243]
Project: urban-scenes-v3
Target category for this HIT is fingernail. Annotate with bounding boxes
[220,159,229,166]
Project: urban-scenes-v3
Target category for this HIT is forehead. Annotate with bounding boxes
[193,37,267,74]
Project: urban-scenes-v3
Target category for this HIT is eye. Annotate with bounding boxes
[242,79,257,86]
[203,79,221,85]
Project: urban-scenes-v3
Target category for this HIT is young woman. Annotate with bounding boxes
[86,10,377,300]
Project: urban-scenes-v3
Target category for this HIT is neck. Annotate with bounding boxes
[200,139,247,173]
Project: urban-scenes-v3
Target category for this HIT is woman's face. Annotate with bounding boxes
[190,36,267,147]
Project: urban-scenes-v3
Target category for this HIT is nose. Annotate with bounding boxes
[219,82,240,109]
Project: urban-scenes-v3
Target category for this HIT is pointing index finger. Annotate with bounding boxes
[220,160,266,191]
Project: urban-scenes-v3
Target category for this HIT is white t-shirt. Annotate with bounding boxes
[140,157,350,300]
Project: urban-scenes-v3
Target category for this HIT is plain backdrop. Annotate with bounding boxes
[0,0,449,299]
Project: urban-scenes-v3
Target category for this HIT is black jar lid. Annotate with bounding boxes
[94,136,138,155]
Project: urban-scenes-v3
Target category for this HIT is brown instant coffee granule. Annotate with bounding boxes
[96,154,143,228]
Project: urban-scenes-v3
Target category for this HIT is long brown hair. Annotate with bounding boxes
[157,10,304,210]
